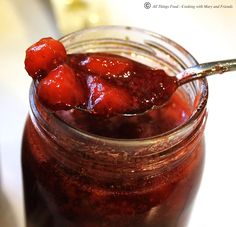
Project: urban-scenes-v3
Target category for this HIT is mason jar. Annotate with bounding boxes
[22,26,208,227]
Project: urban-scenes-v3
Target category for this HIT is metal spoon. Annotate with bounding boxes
[76,59,236,116]
[176,59,236,86]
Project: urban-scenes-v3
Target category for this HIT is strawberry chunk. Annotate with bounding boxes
[25,37,66,79]
[86,75,135,116]
[37,64,85,110]
[85,54,133,77]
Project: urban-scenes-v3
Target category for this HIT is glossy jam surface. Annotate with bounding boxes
[66,53,178,116]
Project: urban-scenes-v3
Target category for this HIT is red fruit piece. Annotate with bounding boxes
[37,64,85,110]
[85,54,133,77]
[86,75,135,116]
[25,37,66,79]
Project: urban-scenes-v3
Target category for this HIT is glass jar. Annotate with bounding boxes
[22,26,208,227]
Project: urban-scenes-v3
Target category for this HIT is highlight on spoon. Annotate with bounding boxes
[177,59,236,86]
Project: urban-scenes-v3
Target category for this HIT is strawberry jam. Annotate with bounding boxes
[22,28,208,227]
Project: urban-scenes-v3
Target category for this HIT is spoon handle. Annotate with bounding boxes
[178,59,236,85]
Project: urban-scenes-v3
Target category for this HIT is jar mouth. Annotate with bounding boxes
[30,26,208,147]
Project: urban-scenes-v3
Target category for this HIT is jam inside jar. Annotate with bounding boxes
[22,26,208,227]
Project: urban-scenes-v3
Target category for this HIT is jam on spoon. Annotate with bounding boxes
[25,37,236,117]
[25,37,178,117]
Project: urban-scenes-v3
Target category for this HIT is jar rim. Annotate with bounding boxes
[30,25,208,147]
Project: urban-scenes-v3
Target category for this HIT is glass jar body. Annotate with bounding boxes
[22,119,205,227]
[22,26,208,227]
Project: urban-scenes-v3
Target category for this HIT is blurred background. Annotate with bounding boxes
[0,0,236,226]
